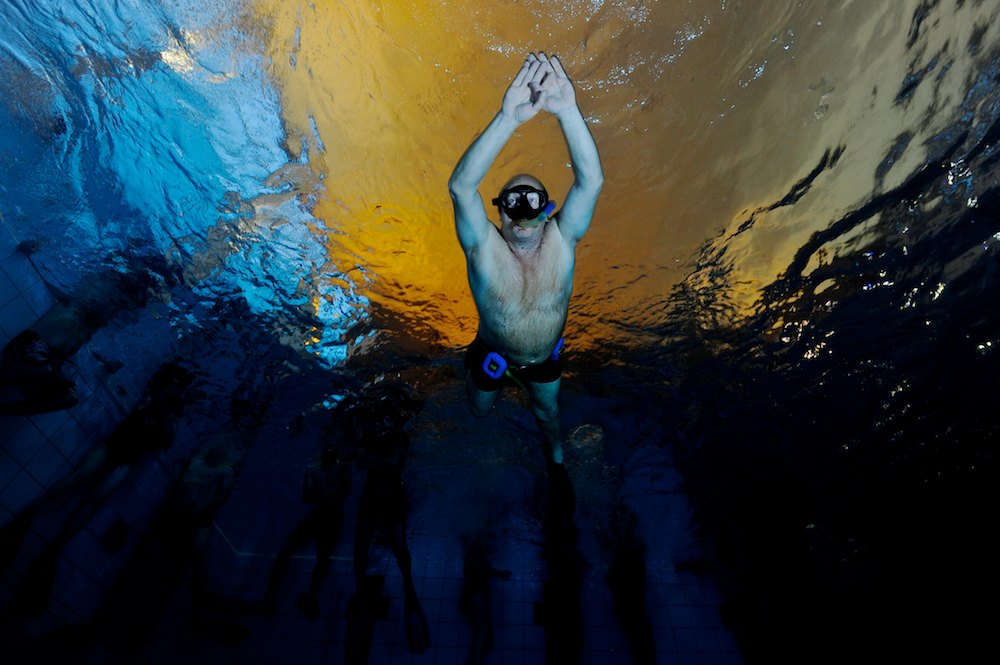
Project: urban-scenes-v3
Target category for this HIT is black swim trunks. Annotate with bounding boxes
[464,336,562,392]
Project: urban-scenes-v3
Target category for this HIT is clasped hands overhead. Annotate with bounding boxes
[502,52,579,125]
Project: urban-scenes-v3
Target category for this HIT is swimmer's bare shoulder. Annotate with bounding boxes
[466,223,517,291]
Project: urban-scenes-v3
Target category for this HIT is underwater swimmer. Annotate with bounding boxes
[449,52,603,464]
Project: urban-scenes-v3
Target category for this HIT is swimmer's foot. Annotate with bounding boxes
[546,440,564,465]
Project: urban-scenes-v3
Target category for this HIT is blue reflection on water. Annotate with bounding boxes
[0,0,358,367]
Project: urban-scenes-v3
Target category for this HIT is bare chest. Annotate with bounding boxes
[467,227,575,359]
[483,234,572,312]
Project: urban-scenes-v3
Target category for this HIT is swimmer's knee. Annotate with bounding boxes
[468,400,492,418]
[466,385,497,417]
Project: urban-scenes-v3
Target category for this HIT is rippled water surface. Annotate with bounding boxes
[3,0,998,357]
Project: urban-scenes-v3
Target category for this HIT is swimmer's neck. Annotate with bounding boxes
[501,220,549,256]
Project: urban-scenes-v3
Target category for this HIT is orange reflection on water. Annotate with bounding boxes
[257,1,522,348]
[253,0,705,350]
[252,0,997,354]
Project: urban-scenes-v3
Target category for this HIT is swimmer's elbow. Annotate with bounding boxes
[570,172,604,200]
[448,164,473,193]
[581,169,604,192]
[448,176,475,199]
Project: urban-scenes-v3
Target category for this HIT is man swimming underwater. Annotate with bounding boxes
[449,52,604,464]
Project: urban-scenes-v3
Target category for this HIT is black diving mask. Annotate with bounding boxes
[492,185,550,221]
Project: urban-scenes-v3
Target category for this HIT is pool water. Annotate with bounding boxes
[1,1,999,663]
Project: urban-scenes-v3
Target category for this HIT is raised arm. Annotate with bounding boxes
[538,53,604,244]
[449,56,549,255]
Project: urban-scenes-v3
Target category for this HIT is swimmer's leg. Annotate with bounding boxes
[527,378,563,464]
[387,518,430,654]
[465,371,500,417]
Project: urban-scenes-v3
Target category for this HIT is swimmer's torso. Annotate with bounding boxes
[467,221,574,364]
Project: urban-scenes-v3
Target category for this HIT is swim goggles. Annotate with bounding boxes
[492,185,553,221]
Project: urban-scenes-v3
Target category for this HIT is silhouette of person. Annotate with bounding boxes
[536,460,585,664]
[450,52,603,464]
[266,443,351,619]
[84,383,270,657]
[460,533,512,665]
[343,382,429,663]
[605,505,655,665]
[173,386,273,640]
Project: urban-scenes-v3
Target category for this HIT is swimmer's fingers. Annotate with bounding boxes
[512,58,532,87]
[517,58,541,91]
[529,57,543,79]
[504,56,545,121]
[550,54,570,81]
[529,54,549,85]
[538,53,560,88]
